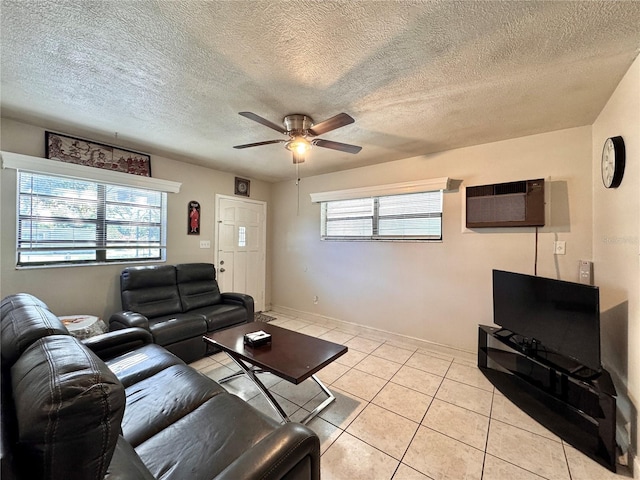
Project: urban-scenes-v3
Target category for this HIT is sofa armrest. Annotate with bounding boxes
[109,311,150,331]
[221,293,255,321]
[215,423,319,480]
[82,328,153,360]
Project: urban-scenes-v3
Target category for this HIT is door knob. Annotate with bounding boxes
[219,268,226,273]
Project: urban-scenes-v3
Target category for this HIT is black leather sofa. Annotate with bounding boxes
[109,263,253,363]
[1,293,320,480]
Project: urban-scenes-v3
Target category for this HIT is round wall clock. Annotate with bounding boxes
[601,136,625,189]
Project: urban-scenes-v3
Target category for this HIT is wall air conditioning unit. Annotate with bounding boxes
[466,178,545,228]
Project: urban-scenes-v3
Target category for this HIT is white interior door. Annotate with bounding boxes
[215,195,266,312]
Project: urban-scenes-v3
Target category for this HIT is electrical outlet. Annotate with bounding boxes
[199,240,211,249]
[554,241,566,255]
[313,296,318,305]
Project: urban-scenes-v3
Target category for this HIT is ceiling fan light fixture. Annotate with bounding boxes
[292,151,305,164]
[285,136,311,155]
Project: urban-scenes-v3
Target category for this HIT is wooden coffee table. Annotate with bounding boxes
[203,322,347,424]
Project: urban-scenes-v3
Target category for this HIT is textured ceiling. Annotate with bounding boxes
[2,1,640,182]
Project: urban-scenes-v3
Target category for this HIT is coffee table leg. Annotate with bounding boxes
[299,375,336,425]
[216,354,337,425]
[217,370,246,383]
[222,354,291,423]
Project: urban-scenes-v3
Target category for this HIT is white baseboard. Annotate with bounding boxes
[270,304,475,357]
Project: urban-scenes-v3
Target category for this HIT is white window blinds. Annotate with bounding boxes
[321,190,443,240]
[18,171,167,266]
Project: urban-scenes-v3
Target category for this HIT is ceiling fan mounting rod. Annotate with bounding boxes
[283,114,314,135]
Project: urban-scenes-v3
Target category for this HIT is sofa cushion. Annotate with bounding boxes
[105,343,184,388]
[120,265,182,318]
[1,293,48,320]
[176,263,222,310]
[11,335,125,480]
[190,304,248,331]
[104,436,155,480]
[1,305,68,367]
[121,364,226,446]
[147,314,207,346]
[162,336,208,364]
[134,393,280,480]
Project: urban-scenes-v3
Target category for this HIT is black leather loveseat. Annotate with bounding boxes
[1,293,320,480]
[110,263,253,363]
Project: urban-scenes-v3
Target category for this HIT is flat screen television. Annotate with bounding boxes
[492,269,601,374]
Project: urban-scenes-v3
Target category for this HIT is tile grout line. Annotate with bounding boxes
[325,334,505,476]
[201,319,598,479]
[480,387,496,480]
[393,356,453,478]
[562,441,575,480]
[316,337,421,473]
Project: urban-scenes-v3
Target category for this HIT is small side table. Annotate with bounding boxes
[59,315,107,340]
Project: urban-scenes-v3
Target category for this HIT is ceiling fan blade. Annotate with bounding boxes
[309,113,355,136]
[238,112,286,134]
[233,139,285,149]
[313,139,362,154]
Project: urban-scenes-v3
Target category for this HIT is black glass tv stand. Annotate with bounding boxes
[478,325,617,472]
[492,328,603,381]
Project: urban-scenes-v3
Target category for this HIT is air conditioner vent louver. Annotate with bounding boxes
[466,179,545,228]
[466,185,494,198]
[495,181,527,195]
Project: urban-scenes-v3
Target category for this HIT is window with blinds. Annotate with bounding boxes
[321,190,443,240]
[17,172,167,266]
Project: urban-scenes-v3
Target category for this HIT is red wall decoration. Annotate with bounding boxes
[188,201,200,235]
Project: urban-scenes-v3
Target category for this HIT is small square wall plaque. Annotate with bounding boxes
[235,177,250,197]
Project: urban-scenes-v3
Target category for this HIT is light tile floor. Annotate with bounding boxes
[190,312,631,480]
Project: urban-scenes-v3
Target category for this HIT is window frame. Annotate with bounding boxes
[321,190,444,242]
[16,171,168,267]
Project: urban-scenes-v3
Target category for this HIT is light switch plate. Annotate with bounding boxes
[199,240,211,249]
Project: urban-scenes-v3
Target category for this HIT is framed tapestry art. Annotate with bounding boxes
[188,201,201,235]
[46,131,151,177]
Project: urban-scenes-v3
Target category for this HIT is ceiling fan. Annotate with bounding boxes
[233,112,362,163]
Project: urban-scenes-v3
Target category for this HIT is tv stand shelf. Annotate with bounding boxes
[478,325,617,472]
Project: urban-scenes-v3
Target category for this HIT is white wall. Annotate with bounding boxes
[270,126,593,352]
[0,118,272,319]
[592,56,640,474]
